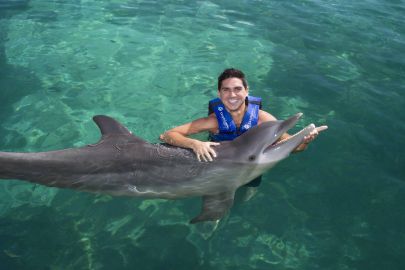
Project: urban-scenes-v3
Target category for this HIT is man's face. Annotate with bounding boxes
[218,77,249,112]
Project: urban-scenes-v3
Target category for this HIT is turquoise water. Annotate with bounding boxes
[1,0,404,269]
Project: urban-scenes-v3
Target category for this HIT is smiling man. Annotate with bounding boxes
[160,68,325,194]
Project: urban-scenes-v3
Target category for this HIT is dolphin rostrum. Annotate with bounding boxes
[0,113,316,223]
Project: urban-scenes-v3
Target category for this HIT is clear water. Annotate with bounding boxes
[1,0,404,269]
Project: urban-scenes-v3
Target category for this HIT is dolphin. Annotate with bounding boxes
[0,113,316,223]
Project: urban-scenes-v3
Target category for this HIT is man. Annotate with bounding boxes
[160,68,325,193]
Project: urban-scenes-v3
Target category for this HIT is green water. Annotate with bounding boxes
[0,0,404,269]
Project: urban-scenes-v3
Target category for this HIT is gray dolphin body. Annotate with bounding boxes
[0,113,315,223]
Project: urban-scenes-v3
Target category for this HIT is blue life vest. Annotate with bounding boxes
[208,96,262,141]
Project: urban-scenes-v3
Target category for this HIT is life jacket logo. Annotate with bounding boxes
[216,106,229,129]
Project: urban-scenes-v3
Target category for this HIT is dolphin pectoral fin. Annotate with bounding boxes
[190,191,235,224]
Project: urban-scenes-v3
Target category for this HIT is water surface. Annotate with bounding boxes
[0,0,404,269]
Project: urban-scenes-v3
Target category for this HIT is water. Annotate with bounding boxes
[0,0,404,269]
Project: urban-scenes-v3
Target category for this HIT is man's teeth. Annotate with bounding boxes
[228,99,239,104]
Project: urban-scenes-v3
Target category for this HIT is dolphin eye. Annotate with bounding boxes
[248,155,256,162]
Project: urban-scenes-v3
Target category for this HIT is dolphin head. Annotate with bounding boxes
[228,113,315,165]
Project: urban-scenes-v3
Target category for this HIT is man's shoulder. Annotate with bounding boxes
[258,110,277,124]
[193,114,218,128]
[206,113,219,125]
[203,113,219,132]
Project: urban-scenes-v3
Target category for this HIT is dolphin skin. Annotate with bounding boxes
[0,113,315,223]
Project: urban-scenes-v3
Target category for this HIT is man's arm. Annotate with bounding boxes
[160,115,220,162]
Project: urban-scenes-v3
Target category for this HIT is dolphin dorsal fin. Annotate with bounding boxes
[93,115,133,136]
[92,115,146,143]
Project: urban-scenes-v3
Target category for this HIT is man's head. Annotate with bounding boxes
[217,68,248,90]
[217,68,249,112]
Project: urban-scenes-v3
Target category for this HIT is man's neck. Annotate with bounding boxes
[229,104,247,125]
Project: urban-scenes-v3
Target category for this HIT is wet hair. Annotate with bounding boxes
[217,68,248,90]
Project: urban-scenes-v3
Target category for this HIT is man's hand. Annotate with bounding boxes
[290,125,328,152]
[191,141,220,162]
[303,125,328,144]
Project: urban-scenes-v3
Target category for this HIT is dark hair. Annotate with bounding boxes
[217,68,248,90]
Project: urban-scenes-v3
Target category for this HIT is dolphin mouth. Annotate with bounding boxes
[264,123,315,154]
[266,112,303,147]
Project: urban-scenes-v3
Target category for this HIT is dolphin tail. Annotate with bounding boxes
[190,191,235,223]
